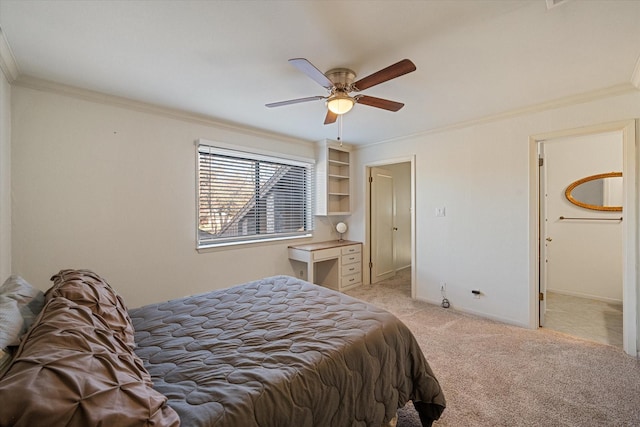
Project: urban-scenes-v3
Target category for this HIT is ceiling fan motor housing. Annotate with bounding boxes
[325,68,356,91]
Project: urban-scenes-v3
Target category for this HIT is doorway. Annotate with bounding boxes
[365,157,415,297]
[539,131,623,347]
[529,120,638,357]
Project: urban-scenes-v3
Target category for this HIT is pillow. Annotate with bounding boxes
[0,298,22,350]
[0,275,45,348]
[0,297,180,427]
[47,269,136,348]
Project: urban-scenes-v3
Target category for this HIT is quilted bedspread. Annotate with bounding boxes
[129,275,445,427]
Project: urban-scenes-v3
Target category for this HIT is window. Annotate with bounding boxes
[197,143,314,248]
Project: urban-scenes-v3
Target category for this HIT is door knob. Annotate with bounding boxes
[393,227,398,231]
[546,237,552,242]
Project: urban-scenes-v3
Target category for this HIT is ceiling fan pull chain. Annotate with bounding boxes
[338,114,343,146]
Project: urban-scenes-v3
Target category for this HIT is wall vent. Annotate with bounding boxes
[546,0,570,10]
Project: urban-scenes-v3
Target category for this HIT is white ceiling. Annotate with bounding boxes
[1,0,639,145]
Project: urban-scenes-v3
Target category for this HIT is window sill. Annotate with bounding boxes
[197,233,312,253]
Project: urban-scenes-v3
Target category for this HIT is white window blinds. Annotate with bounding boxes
[197,144,314,248]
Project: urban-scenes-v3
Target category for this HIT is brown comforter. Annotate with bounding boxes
[0,269,180,427]
[129,275,445,426]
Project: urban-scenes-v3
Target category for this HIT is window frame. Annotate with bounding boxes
[195,140,314,250]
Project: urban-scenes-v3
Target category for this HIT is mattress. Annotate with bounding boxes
[129,275,445,426]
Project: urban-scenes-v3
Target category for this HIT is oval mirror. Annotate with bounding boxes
[565,172,622,212]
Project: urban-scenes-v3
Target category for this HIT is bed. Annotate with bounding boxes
[129,275,445,426]
[0,270,445,427]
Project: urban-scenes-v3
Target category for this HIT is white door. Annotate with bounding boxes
[539,132,623,326]
[371,167,395,283]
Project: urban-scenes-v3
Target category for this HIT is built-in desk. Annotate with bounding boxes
[288,240,362,292]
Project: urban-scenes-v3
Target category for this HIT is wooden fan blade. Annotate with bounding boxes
[353,59,416,91]
[324,110,338,125]
[289,58,334,89]
[266,96,325,108]
[356,95,404,112]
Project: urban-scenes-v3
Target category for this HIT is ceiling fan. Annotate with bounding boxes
[266,58,417,125]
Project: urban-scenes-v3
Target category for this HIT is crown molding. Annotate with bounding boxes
[12,75,314,147]
[10,72,639,151]
[0,27,19,82]
[358,83,639,150]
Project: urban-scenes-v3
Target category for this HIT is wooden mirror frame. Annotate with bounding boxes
[565,172,622,212]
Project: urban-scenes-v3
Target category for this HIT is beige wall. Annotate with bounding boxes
[351,90,640,332]
[10,86,336,307]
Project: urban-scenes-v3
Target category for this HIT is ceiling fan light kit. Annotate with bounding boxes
[327,94,354,115]
[266,58,416,125]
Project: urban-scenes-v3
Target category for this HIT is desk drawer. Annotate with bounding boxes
[312,247,340,261]
[341,245,361,255]
[341,273,362,288]
[342,262,361,276]
[341,252,360,265]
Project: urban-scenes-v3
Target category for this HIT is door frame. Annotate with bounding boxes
[538,142,547,327]
[529,120,638,357]
[364,155,416,298]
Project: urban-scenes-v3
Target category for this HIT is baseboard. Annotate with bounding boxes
[416,296,530,329]
[547,289,622,305]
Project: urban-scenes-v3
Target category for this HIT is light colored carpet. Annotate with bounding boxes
[346,270,640,426]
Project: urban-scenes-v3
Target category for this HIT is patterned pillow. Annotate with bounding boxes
[0,275,45,348]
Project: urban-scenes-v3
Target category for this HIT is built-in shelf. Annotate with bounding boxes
[316,140,352,216]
